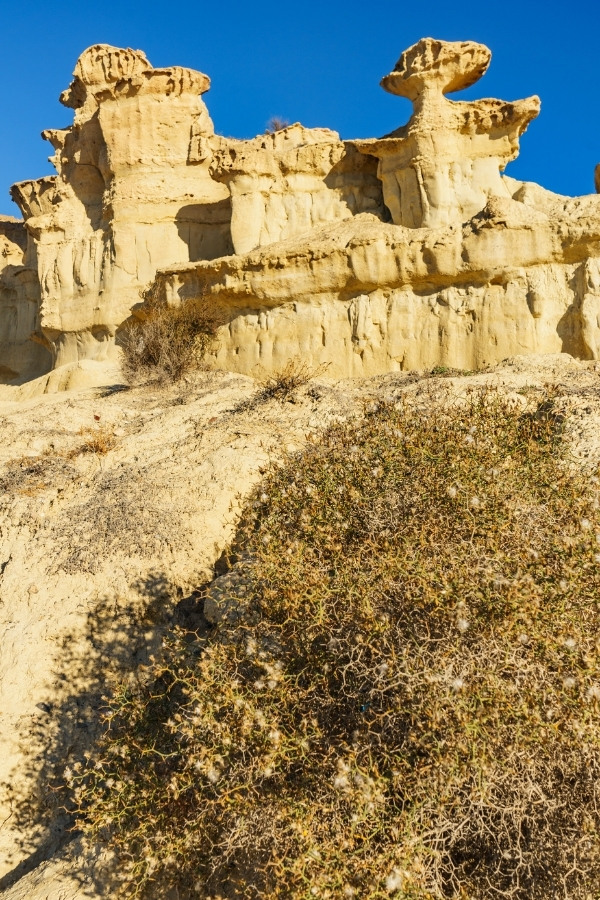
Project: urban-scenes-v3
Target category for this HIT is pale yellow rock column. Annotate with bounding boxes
[356,38,540,228]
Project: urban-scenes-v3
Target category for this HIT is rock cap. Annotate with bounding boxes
[381,37,491,100]
[60,44,211,109]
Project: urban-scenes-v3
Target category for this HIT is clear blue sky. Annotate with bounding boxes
[1,0,598,217]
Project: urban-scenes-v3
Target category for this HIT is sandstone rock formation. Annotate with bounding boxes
[0,217,44,383]
[2,37,600,387]
[4,45,232,380]
[355,38,540,228]
[149,38,600,377]
[4,36,600,900]
[209,123,386,254]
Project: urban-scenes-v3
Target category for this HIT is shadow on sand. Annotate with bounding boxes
[0,571,209,896]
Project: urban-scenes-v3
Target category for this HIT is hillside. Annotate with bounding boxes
[0,354,599,897]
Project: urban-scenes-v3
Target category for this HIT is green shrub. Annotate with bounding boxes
[120,294,224,384]
[71,391,600,898]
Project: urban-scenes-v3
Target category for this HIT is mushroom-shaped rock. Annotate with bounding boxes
[381,38,491,101]
[357,38,540,228]
[60,44,211,112]
[61,45,151,109]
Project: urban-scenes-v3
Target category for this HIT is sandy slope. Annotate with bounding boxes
[1,354,599,899]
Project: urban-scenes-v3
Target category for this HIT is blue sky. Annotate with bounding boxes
[1,0,598,217]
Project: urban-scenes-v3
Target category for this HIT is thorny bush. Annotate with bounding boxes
[120,290,224,383]
[70,390,600,899]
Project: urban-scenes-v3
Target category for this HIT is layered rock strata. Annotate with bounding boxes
[155,192,600,376]
[2,37,600,384]
[150,38,600,377]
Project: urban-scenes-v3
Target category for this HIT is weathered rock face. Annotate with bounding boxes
[150,38,600,378]
[9,45,233,373]
[156,191,600,376]
[2,37,600,385]
[210,124,387,254]
[0,217,48,382]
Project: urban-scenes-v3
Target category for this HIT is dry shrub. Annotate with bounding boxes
[265,116,290,134]
[257,359,330,401]
[72,423,116,456]
[71,392,600,899]
[120,293,224,384]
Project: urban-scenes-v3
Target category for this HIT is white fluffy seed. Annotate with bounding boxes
[385,869,404,892]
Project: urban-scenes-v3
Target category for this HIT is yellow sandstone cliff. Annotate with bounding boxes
[2,38,600,387]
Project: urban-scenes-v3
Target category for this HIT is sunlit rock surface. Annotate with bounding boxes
[2,37,600,384]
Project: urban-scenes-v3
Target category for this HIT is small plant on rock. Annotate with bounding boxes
[265,116,290,134]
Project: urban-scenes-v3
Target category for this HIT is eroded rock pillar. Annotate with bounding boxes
[357,38,540,228]
[10,44,233,368]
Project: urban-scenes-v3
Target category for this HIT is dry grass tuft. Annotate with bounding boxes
[72,423,117,456]
[257,359,330,401]
[70,390,600,899]
[120,290,225,384]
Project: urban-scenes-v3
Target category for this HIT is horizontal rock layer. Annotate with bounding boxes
[155,189,600,376]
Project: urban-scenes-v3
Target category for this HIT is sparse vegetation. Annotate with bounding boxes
[257,359,330,401]
[0,454,78,498]
[428,365,474,377]
[120,289,225,384]
[265,116,290,134]
[50,462,194,576]
[70,390,600,899]
[73,422,117,456]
